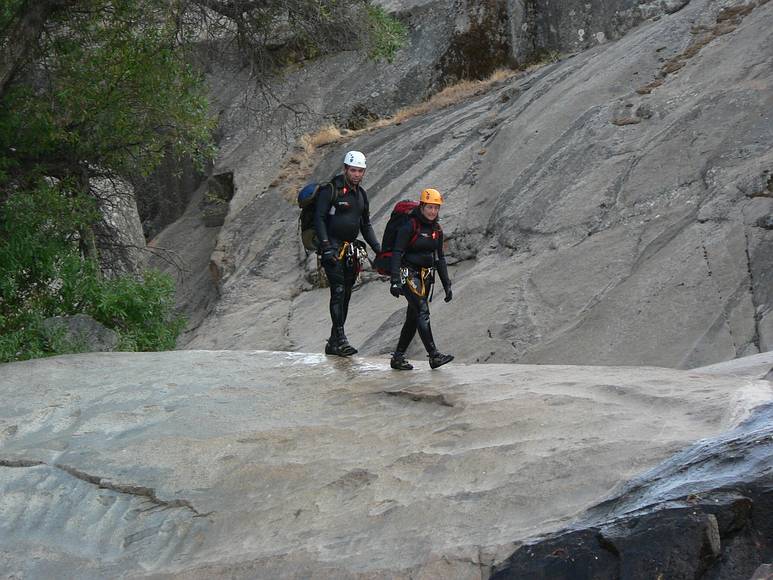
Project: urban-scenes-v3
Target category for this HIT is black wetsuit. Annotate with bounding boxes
[389,208,451,356]
[314,174,380,341]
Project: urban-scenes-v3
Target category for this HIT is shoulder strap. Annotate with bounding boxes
[318,181,337,205]
[408,216,421,246]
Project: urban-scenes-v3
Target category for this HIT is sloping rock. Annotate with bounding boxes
[695,350,773,379]
[508,0,690,64]
[152,0,698,346]
[1,350,771,578]
[182,0,773,369]
[147,0,512,330]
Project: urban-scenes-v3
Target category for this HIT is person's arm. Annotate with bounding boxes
[435,229,452,301]
[389,220,413,295]
[313,183,333,248]
[359,192,381,253]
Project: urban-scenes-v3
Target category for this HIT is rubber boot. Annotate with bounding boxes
[428,352,454,369]
[326,326,357,357]
[336,326,357,356]
[390,352,414,370]
[325,327,343,356]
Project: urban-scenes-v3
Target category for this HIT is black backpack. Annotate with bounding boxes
[297,181,336,251]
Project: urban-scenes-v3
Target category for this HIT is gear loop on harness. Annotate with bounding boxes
[337,241,350,261]
[404,266,433,298]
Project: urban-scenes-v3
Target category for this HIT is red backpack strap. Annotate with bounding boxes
[408,216,421,246]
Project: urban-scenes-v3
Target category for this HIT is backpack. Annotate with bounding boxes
[298,181,335,251]
[372,200,421,276]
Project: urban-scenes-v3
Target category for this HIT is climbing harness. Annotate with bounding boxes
[403,266,435,298]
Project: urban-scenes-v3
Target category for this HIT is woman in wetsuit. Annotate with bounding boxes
[388,188,454,370]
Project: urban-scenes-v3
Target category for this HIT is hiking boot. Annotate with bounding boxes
[325,340,356,357]
[325,327,357,357]
[337,338,358,356]
[428,352,454,369]
[390,354,414,371]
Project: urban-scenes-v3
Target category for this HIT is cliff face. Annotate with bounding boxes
[170,0,772,369]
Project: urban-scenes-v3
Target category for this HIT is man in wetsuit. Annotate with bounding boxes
[388,188,454,370]
[314,150,381,356]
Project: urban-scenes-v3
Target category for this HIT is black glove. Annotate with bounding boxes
[390,282,402,298]
[372,244,382,256]
[443,286,453,302]
[320,243,337,267]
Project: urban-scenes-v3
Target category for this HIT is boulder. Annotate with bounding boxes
[91,176,147,277]
[41,314,119,353]
[493,397,773,579]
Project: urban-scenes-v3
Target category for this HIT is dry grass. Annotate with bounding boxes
[611,116,642,126]
[640,1,758,96]
[303,124,342,148]
[636,78,664,95]
[681,34,713,59]
[716,3,755,22]
[661,60,686,74]
[273,67,523,202]
[272,125,345,201]
[390,69,517,125]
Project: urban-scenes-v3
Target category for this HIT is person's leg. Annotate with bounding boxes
[323,259,356,356]
[336,258,358,353]
[406,282,453,369]
[396,301,418,354]
[341,257,357,325]
[391,300,417,370]
[411,294,438,355]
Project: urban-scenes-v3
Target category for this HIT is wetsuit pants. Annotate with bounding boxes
[395,273,438,356]
[322,254,358,338]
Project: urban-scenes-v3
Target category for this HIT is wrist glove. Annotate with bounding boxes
[320,244,337,267]
[390,282,402,298]
[444,287,453,303]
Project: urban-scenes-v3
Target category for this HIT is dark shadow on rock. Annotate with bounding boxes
[492,404,773,580]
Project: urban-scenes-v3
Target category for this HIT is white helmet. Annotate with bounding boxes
[343,150,366,169]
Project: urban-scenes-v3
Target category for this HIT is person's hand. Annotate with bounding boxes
[320,244,337,267]
[390,282,402,298]
[443,286,453,303]
[372,245,382,256]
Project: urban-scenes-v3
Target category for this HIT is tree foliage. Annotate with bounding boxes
[0,180,185,362]
[0,0,212,361]
[0,0,407,362]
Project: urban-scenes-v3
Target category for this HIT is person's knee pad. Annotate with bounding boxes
[331,284,346,298]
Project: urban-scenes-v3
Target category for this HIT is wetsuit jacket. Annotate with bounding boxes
[390,208,451,289]
[314,174,379,250]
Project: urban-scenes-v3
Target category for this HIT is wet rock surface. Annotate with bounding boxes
[1,351,770,578]
[493,402,773,579]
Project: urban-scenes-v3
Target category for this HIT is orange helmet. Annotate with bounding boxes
[420,188,443,205]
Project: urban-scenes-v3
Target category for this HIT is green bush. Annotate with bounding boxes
[366,4,408,63]
[91,270,184,352]
[0,1,206,363]
[0,183,184,363]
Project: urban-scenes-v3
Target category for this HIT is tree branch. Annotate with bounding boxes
[0,0,76,98]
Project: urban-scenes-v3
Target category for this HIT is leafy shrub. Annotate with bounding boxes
[0,183,184,363]
[366,5,408,62]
